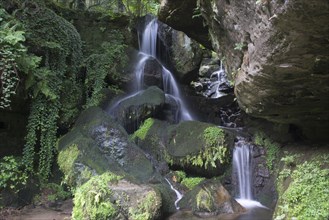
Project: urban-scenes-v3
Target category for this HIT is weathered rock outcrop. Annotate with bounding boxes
[57,107,158,186]
[159,0,329,140]
[157,22,204,82]
[158,0,211,49]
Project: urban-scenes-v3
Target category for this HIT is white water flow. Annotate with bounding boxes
[209,62,226,98]
[165,178,183,210]
[233,138,267,209]
[233,142,252,200]
[134,18,193,121]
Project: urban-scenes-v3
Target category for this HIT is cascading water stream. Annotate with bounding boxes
[165,178,183,210]
[233,139,252,200]
[119,17,193,121]
[233,137,267,209]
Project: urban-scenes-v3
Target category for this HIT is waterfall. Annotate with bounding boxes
[233,138,252,200]
[208,62,229,99]
[233,137,268,209]
[133,17,193,121]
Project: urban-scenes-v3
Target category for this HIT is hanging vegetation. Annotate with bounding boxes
[84,30,128,108]
[0,8,35,109]
[15,2,83,182]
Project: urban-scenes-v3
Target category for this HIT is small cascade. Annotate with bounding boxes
[209,62,227,99]
[233,138,252,200]
[140,19,158,56]
[162,67,193,121]
[233,137,268,209]
[165,178,183,210]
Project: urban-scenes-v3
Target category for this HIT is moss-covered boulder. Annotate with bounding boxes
[178,180,245,216]
[109,86,165,133]
[72,172,162,220]
[132,119,234,177]
[57,107,157,187]
[166,121,233,176]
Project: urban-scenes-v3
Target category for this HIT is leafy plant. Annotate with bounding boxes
[72,172,122,220]
[275,155,329,220]
[84,31,127,108]
[19,4,83,183]
[181,177,205,190]
[128,191,160,220]
[234,42,245,51]
[172,170,205,190]
[281,153,299,167]
[254,131,279,171]
[122,0,159,16]
[192,7,202,19]
[0,156,28,193]
[177,127,228,169]
[0,8,28,109]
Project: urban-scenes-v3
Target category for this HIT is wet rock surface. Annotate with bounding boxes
[108,86,166,133]
[157,21,204,83]
[57,107,157,186]
[178,180,245,216]
[159,0,329,140]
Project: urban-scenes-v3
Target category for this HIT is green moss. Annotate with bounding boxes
[173,170,205,190]
[72,172,122,220]
[179,126,228,169]
[128,191,160,220]
[254,131,280,171]
[274,155,329,220]
[132,118,154,141]
[57,144,79,186]
[181,177,205,190]
[196,188,214,212]
[173,170,187,182]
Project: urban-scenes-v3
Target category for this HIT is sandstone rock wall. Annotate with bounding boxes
[159,0,329,139]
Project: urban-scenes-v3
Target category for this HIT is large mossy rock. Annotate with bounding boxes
[57,107,156,187]
[109,86,166,133]
[132,119,234,177]
[72,172,162,220]
[178,180,245,216]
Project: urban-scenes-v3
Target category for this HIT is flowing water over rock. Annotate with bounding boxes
[109,17,193,124]
[165,178,183,210]
[232,137,271,219]
[233,138,252,200]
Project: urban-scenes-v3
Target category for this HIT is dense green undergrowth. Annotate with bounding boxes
[1,0,129,185]
[275,153,329,220]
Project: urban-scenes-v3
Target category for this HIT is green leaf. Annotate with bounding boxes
[4,30,25,45]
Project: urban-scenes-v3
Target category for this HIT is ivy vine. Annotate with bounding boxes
[18,3,82,182]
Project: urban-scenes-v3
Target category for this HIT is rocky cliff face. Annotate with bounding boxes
[159,0,329,140]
